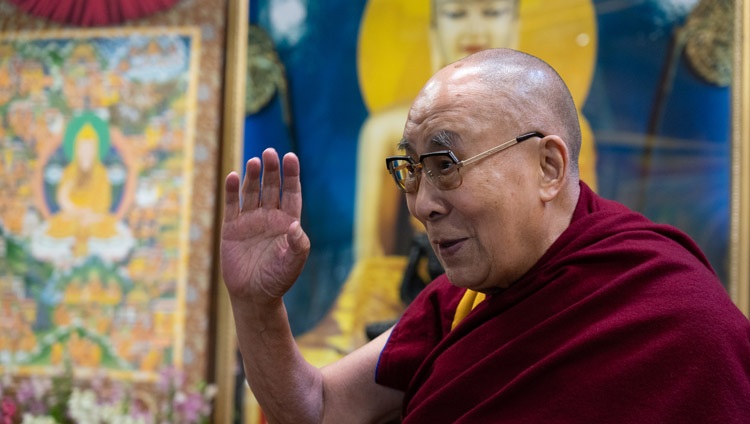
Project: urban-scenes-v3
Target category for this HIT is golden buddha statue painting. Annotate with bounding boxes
[31,112,134,266]
[356,0,598,261]
[294,0,599,366]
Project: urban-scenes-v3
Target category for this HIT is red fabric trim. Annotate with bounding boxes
[8,0,180,26]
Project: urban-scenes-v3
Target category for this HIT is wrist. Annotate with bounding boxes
[229,294,288,333]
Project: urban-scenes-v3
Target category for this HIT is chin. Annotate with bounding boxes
[445,269,481,290]
[448,267,515,292]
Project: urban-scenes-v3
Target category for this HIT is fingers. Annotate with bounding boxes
[260,148,282,209]
[281,153,302,220]
[235,149,301,214]
[241,157,262,211]
[223,171,241,222]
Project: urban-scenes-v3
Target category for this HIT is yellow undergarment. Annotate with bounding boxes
[451,289,487,330]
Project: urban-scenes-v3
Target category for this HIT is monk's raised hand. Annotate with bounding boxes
[220,148,310,305]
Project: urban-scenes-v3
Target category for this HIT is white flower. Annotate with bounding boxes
[68,388,100,423]
[21,414,57,424]
[204,384,218,400]
[173,390,186,403]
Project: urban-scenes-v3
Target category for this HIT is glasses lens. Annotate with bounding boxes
[388,158,417,192]
[422,154,461,190]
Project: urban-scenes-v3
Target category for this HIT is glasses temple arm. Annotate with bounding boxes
[457,132,543,168]
[458,138,518,167]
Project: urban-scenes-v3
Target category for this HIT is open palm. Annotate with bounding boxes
[220,149,310,304]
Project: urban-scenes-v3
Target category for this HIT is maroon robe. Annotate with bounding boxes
[376,183,750,423]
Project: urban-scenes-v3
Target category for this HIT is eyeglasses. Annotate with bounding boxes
[385,132,544,193]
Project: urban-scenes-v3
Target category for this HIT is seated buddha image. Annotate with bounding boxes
[292,0,599,365]
[31,112,134,265]
[356,0,525,262]
[294,0,533,365]
[356,0,598,260]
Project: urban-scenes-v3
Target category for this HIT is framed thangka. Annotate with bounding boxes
[0,27,200,380]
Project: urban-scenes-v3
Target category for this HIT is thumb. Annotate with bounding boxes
[287,220,311,259]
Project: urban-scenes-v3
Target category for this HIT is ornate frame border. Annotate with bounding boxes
[730,0,749,316]
[213,0,247,421]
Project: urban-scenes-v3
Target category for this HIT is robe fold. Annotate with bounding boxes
[376,182,750,423]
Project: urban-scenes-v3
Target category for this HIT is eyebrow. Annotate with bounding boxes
[397,137,410,152]
[431,130,459,148]
[398,129,459,153]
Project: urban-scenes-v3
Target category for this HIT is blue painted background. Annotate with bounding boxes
[245,0,731,335]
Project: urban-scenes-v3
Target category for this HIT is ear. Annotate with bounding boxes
[537,135,568,202]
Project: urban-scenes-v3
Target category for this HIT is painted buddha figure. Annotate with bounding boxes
[46,115,118,256]
[292,0,599,361]
[295,0,530,364]
[356,0,524,260]
[355,0,598,260]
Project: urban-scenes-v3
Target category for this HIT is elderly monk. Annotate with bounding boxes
[221,48,750,423]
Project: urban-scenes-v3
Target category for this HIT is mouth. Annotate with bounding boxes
[435,238,467,257]
[462,45,485,55]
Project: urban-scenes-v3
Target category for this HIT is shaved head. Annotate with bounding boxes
[400,48,583,290]
[420,48,582,178]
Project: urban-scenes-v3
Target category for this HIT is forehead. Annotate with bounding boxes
[401,70,513,154]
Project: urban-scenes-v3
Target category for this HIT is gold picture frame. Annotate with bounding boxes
[730,0,749,316]
[213,0,247,422]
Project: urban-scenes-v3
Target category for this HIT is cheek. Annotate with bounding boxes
[472,193,532,277]
[436,22,461,45]
[469,172,529,231]
[487,18,515,41]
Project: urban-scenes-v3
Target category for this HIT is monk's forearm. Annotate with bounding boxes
[230,296,323,424]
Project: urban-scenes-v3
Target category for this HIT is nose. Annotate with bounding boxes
[407,174,447,224]
[463,9,489,44]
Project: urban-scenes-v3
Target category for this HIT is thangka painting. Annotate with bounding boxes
[0,27,200,381]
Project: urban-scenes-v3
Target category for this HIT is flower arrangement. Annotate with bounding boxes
[0,363,215,424]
